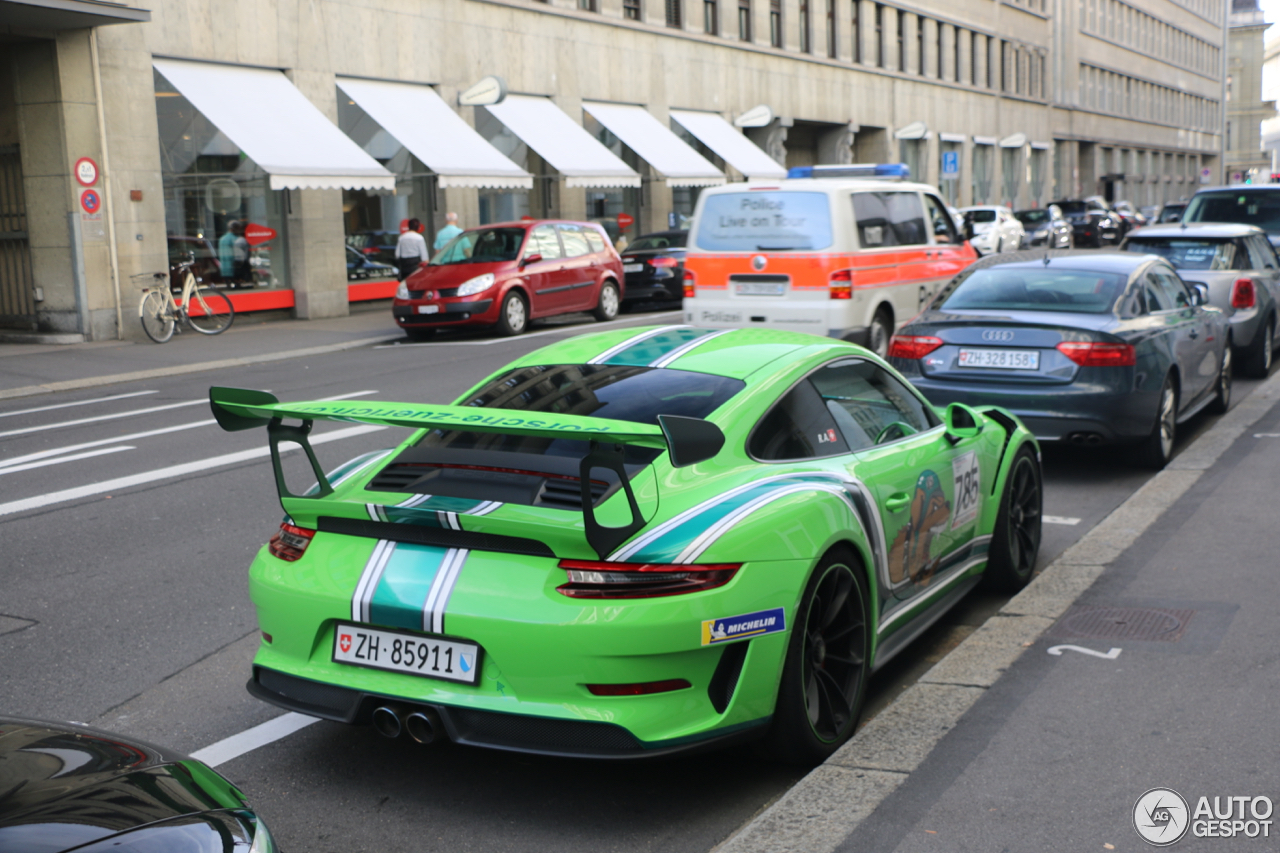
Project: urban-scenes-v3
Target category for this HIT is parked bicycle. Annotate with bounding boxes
[135,256,234,343]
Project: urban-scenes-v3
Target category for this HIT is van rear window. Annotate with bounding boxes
[694,192,832,251]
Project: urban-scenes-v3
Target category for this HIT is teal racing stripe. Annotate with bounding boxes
[368,543,449,630]
[598,327,718,367]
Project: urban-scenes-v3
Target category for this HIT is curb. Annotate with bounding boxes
[712,369,1280,853]
[0,334,404,402]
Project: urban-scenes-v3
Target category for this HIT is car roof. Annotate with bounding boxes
[703,178,937,194]
[960,205,1006,211]
[964,248,1155,275]
[470,219,605,230]
[1128,222,1264,238]
[1194,185,1280,193]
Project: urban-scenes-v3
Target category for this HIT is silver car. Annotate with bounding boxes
[1120,223,1279,376]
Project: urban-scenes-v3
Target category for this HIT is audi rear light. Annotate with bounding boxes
[1055,342,1136,367]
[268,522,315,561]
[650,256,679,268]
[887,335,944,359]
[1232,278,1256,309]
[586,679,692,696]
[556,559,741,599]
[829,269,853,300]
[683,269,696,298]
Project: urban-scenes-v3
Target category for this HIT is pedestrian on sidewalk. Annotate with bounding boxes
[395,219,428,281]
[434,212,463,252]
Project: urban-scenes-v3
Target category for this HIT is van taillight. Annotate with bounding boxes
[683,270,696,298]
[1055,342,1136,367]
[829,269,853,300]
[887,335,943,359]
[269,522,315,561]
[556,559,741,598]
[1232,278,1256,309]
[651,256,679,268]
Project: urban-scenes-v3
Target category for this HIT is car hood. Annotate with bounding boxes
[408,260,516,288]
[0,717,248,853]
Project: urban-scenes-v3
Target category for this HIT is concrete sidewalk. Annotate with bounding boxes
[0,305,405,400]
[717,369,1280,853]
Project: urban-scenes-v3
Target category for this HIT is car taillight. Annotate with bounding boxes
[556,559,741,599]
[887,335,944,359]
[650,256,679,268]
[1232,278,1256,309]
[268,522,315,561]
[1055,342,1136,367]
[586,679,692,696]
[829,269,853,299]
[683,269,696,298]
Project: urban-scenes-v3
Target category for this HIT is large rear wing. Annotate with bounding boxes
[209,387,725,558]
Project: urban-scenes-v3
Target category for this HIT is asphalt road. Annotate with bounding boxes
[0,311,1265,853]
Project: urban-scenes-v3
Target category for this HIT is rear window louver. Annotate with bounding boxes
[367,463,423,492]
[366,461,612,509]
[538,478,609,510]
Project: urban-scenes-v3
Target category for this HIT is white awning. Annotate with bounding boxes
[153,59,393,191]
[938,132,967,144]
[1000,133,1029,148]
[669,110,787,180]
[336,78,532,190]
[895,121,929,140]
[583,102,724,188]
[482,95,640,188]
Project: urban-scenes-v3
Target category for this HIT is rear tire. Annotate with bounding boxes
[185,287,234,335]
[140,291,175,343]
[1208,342,1232,414]
[1241,318,1273,379]
[496,291,528,336]
[592,281,620,322]
[981,446,1042,593]
[1137,375,1177,470]
[867,309,893,358]
[760,548,870,765]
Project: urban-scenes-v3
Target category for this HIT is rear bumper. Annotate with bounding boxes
[683,296,856,338]
[622,275,681,302]
[248,666,767,759]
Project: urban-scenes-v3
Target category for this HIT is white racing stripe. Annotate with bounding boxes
[0,424,386,518]
[587,325,688,364]
[648,329,733,367]
[0,390,157,419]
[0,446,134,475]
[0,399,208,439]
[189,712,320,768]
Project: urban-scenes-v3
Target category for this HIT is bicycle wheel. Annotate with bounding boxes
[139,290,175,343]
[185,287,234,335]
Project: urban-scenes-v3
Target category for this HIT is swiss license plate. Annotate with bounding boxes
[957,348,1040,370]
[417,304,440,314]
[333,623,481,685]
[734,281,786,296]
[623,263,644,273]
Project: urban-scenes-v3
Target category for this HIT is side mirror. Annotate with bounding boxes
[944,402,984,443]
[520,253,543,267]
[1192,282,1210,306]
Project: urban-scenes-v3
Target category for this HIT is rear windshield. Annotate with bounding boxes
[1015,210,1049,225]
[694,192,832,251]
[1122,238,1239,271]
[429,227,525,265]
[628,233,687,251]
[938,267,1129,314]
[964,209,997,223]
[416,364,744,460]
[1054,201,1087,214]
[1157,204,1186,223]
[1183,191,1280,232]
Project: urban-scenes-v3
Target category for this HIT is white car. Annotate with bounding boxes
[959,205,1025,255]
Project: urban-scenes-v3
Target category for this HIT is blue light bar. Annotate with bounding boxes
[786,163,911,180]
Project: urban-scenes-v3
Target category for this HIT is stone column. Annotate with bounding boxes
[858,0,876,66]
[881,6,898,71]
[834,0,853,62]
[989,37,1003,92]
[940,23,955,82]
[922,18,938,78]
[902,13,919,74]
[973,33,988,88]
[957,27,972,85]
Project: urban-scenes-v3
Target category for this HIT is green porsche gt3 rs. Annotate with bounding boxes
[211,325,1042,764]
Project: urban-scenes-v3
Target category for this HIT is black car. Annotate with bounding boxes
[1014,205,1073,248]
[1049,199,1123,247]
[889,249,1231,469]
[346,245,396,281]
[1182,186,1280,251]
[1156,202,1187,223]
[618,230,687,306]
[0,716,276,852]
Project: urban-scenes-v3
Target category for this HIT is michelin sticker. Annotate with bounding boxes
[951,451,981,529]
[701,608,786,646]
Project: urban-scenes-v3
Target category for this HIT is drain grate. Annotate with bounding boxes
[1053,606,1195,642]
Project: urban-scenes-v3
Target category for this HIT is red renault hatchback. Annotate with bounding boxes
[392,220,624,339]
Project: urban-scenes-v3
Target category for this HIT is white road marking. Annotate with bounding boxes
[1047,644,1121,659]
[190,712,320,768]
[376,311,683,349]
[0,446,134,475]
[0,399,206,439]
[0,424,385,518]
[0,390,157,419]
[1043,515,1082,526]
[1254,433,1280,438]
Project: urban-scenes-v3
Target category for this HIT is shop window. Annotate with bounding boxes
[585,114,644,248]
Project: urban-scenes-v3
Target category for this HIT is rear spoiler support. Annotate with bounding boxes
[580,441,646,559]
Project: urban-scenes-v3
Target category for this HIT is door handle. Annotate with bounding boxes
[885,492,912,513]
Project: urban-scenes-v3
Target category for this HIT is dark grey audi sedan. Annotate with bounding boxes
[888,250,1232,469]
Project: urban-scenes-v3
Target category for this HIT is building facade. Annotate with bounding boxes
[1225,0,1274,182]
[1,0,1226,339]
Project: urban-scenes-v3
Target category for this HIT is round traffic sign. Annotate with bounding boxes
[616,213,634,230]
[80,188,101,214]
[75,157,99,187]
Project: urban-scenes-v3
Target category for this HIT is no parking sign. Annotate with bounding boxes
[80,189,101,214]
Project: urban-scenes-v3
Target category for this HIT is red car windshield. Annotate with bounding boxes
[429,228,525,265]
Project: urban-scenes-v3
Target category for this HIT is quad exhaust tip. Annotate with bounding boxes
[372,704,405,739]
[1067,432,1104,446]
[372,704,444,745]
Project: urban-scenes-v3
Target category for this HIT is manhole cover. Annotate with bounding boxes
[1053,607,1195,642]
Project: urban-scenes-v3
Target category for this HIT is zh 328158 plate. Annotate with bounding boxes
[957,348,1040,370]
[332,622,481,685]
